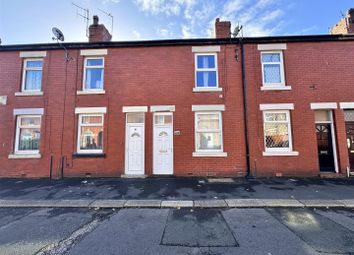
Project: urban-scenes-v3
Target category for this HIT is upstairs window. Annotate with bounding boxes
[195,54,218,88]
[261,52,285,87]
[77,114,104,154]
[263,111,292,152]
[83,57,104,91]
[22,59,43,92]
[15,115,41,154]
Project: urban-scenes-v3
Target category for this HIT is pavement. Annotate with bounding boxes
[0,177,353,208]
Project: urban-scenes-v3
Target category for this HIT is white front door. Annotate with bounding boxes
[153,113,173,175]
[125,113,145,175]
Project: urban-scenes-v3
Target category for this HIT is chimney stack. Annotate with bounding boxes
[88,15,112,42]
[330,8,354,34]
[214,18,231,38]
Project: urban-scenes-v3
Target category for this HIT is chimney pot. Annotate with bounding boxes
[88,15,112,42]
[93,15,99,25]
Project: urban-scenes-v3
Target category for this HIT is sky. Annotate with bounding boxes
[0,0,353,45]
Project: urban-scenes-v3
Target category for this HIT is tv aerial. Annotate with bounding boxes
[51,27,73,62]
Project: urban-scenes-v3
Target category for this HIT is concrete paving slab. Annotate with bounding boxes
[262,199,304,207]
[124,200,161,208]
[299,199,346,208]
[193,199,227,208]
[161,200,193,208]
[89,199,126,208]
[225,199,266,208]
[338,199,354,208]
[0,199,93,208]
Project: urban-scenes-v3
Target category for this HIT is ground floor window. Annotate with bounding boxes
[195,112,223,152]
[15,115,41,154]
[263,110,292,152]
[77,114,104,154]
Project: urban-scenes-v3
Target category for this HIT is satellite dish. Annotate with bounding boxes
[52,27,65,41]
[232,24,243,37]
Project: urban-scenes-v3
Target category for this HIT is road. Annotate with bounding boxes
[0,207,353,255]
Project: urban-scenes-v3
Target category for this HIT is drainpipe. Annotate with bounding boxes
[240,38,252,178]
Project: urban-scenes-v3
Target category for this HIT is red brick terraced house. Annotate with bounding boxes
[0,17,354,178]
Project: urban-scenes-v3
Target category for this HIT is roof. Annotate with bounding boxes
[1,34,354,51]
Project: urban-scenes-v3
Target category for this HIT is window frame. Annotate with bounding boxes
[21,58,43,92]
[82,57,105,92]
[263,110,293,153]
[77,113,104,154]
[260,51,285,87]
[15,115,41,155]
[194,111,223,153]
[194,53,219,89]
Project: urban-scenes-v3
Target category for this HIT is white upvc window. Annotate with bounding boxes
[83,57,104,91]
[195,53,218,89]
[22,59,43,92]
[263,110,293,152]
[261,51,285,87]
[77,114,104,154]
[15,115,41,155]
[195,112,223,152]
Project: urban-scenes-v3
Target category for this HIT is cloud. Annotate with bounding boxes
[132,30,142,39]
[134,0,197,16]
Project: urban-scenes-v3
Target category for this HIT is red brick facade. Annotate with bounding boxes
[1,28,354,178]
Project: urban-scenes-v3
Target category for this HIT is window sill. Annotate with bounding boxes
[262,151,299,157]
[192,152,228,157]
[8,154,41,159]
[15,91,43,96]
[260,85,291,91]
[76,90,106,95]
[73,153,106,158]
[193,87,222,93]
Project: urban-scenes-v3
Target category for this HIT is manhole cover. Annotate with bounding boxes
[161,209,238,247]
[207,178,234,183]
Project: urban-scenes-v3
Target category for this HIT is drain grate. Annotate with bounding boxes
[207,178,235,183]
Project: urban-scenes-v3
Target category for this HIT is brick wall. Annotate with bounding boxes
[245,41,354,177]
[0,44,247,178]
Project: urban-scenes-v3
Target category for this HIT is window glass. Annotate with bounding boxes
[16,116,41,153]
[87,59,103,66]
[261,53,280,62]
[197,55,215,68]
[195,112,223,152]
[84,58,104,90]
[344,110,354,122]
[264,112,291,150]
[127,113,144,123]
[197,114,219,129]
[263,64,281,84]
[196,71,217,87]
[85,68,103,89]
[23,59,43,91]
[154,115,172,125]
[19,128,40,151]
[315,110,331,122]
[80,126,103,150]
[78,114,104,152]
[26,60,43,68]
[197,132,221,150]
